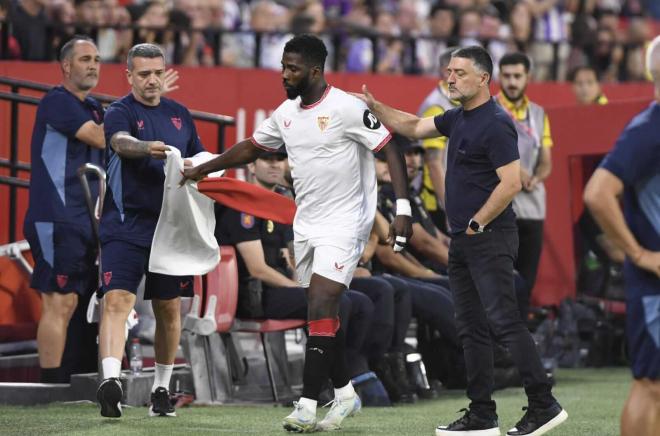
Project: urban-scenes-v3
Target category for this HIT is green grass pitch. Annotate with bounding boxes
[0,368,630,435]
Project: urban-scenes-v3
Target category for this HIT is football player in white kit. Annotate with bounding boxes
[182,34,412,433]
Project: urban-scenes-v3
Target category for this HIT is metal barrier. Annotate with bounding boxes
[0,76,235,242]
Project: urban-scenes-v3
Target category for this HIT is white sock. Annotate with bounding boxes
[334,382,355,399]
[152,363,174,392]
[102,357,122,379]
[298,397,317,414]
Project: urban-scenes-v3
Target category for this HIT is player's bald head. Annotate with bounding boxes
[647,35,660,85]
[283,34,327,71]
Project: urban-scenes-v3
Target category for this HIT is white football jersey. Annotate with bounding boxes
[251,86,391,241]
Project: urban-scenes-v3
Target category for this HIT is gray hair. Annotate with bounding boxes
[127,43,165,71]
[646,35,660,84]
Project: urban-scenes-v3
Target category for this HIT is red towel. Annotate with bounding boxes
[198,177,297,225]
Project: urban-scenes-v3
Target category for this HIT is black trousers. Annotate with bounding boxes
[515,219,545,318]
[448,230,554,418]
[261,286,374,378]
[384,275,460,349]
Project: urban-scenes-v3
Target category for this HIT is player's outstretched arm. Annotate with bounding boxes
[110,131,169,159]
[352,85,439,139]
[180,139,261,185]
[381,141,413,251]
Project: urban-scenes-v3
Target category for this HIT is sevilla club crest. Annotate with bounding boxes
[317,116,330,132]
[171,117,182,130]
[56,274,68,288]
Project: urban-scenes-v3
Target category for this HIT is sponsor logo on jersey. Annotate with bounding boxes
[363,110,381,130]
[137,120,144,130]
[103,271,112,286]
[284,119,292,128]
[171,117,182,130]
[334,262,345,272]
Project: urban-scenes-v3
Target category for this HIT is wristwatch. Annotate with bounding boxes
[468,219,485,233]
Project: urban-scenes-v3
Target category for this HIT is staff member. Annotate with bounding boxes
[496,52,553,319]
[354,45,566,436]
[584,35,660,436]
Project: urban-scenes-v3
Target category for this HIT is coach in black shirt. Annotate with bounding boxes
[355,46,567,436]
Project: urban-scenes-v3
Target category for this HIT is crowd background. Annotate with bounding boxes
[1,0,659,81]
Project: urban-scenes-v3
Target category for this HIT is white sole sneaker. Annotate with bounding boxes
[507,409,568,436]
[436,428,501,436]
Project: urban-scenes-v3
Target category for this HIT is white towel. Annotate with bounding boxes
[149,148,224,275]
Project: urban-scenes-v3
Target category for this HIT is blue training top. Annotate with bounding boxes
[101,93,205,247]
[434,98,520,234]
[24,85,104,225]
[600,102,660,295]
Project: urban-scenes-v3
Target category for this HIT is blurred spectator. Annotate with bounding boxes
[134,1,168,46]
[0,0,22,58]
[290,0,335,70]
[223,0,289,69]
[457,7,481,47]
[75,0,104,31]
[622,16,652,81]
[508,0,534,52]
[590,26,624,82]
[345,10,403,74]
[481,6,508,78]
[49,0,77,56]
[417,4,457,75]
[96,0,132,62]
[566,0,598,71]
[10,0,49,60]
[526,0,571,80]
[569,65,608,104]
[395,0,422,73]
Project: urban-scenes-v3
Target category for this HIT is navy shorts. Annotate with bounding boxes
[100,239,193,300]
[627,293,660,380]
[24,220,97,296]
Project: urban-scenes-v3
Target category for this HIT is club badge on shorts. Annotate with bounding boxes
[317,116,330,132]
[241,213,255,229]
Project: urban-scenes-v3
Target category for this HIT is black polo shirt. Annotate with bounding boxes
[434,98,519,234]
[214,205,293,288]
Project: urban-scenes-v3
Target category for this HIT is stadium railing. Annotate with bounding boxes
[0,76,235,242]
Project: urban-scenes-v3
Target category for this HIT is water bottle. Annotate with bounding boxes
[129,338,143,375]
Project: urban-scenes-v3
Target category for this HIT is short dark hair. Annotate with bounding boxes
[430,3,455,18]
[451,46,493,83]
[283,34,328,70]
[499,52,531,73]
[127,43,165,70]
[568,65,600,82]
[59,35,95,61]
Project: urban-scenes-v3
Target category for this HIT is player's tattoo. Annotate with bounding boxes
[110,131,150,158]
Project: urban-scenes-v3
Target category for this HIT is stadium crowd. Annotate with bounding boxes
[1,0,659,80]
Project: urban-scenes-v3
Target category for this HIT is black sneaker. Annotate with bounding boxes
[507,403,568,436]
[386,352,417,403]
[372,358,403,402]
[97,378,123,418]
[149,387,176,417]
[436,408,500,436]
